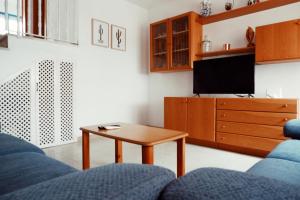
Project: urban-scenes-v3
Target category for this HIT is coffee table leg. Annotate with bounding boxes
[142,146,154,164]
[82,130,90,170]
[177,138,186,177]
[115,139,123,163]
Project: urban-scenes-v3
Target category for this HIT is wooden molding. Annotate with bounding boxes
[198,0,300,25]
[196,47,255,58]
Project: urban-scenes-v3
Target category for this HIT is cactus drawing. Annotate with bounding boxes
[116,29,122,48]
[98,25,104,43]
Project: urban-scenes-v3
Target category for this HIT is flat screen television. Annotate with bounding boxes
[193,54,255,95]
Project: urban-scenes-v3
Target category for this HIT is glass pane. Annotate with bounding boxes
[172,16,189,67]
[0,0,6,34]
[153,23,167,68]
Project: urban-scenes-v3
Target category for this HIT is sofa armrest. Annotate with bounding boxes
[0,164,175,200]
[160,168,300,200]
[284,119,300,139]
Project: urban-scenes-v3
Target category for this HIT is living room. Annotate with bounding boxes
[1,0,300,199]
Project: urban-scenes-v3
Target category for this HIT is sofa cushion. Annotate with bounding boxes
[268,140,300,163]
[248,158,300,186]
[0,152,77,195]
[0,164,176,200]
[284,119,300,139]
[0,133,44,156]
[160,168,300,200]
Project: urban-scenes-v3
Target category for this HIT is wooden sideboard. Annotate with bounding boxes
[164,97,299,157]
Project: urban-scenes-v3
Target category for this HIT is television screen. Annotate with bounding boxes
[193,54,255,94]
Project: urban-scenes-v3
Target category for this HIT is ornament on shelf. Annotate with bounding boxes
[246,27,255,47]
[225,0,234,11]
[248,0,260,6]
[202,35,212,52]
[200,0,212,17]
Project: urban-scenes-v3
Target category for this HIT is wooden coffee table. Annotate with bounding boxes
[80,123,188,177]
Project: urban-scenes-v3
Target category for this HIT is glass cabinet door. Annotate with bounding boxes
[171,16,190,69]
[151,21,169,71]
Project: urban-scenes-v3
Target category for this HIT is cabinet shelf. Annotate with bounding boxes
[154,52,167,56]
[173,48,189,53]
[197,0,299,25]
[173,30,189,35]
[196,47,255,58]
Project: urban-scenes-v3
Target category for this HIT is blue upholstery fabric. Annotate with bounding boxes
[284,119,300,139]
[160,168,300,200]
[268,140,300,163]
[0,164,176,200]
[248,158,300,186]
[0,133,44,156]
[0,152,77,195]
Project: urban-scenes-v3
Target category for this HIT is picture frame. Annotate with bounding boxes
[92,19,109,48]
[0,34,8,48]
[111,25,126,51]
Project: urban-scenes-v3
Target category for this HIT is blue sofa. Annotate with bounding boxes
[1,120,300,200]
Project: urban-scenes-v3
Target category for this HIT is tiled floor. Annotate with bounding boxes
[44,135,262,173]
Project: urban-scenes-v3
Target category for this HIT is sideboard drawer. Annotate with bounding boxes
[217,110,296,126]
[217,121,286,140]
[217,132,283,152]
[217,98,298,113]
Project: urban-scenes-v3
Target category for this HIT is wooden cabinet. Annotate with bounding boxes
[165,97,299,157]
[256,19,300,63]
[164,97,187,132]
[187,98,216,142]
[164,97,216,142]
[150,12,202,72]
[217,98,298,155]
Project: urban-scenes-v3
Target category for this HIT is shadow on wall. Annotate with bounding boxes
[139,24,149,75]
[134,103,149,125]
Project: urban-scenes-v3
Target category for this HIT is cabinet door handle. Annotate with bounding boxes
[282,104,288,108]
[295,20,300,25]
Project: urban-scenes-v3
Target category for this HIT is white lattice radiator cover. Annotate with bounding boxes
[0,59,76,148]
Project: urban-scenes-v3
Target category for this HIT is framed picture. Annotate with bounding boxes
[92,19,109,48]
[0,34,8,48]
[111,25,126,51]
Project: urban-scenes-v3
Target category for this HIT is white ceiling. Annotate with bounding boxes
[125,0,164,9]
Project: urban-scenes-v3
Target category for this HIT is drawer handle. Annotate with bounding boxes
[221,102,227,105]
[221,125,226,128]
[222,114,226,117]
[284,118,289,122]
[282,104,288,108]
[296,21,300,25]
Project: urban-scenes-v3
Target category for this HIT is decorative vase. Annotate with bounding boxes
[200,0,212,17]
[202,35,212,52]
[246,27,255,47]
[225,0,234,11]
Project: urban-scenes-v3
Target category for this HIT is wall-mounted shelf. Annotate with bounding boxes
[196,47,255,58]
[197,0,299,25]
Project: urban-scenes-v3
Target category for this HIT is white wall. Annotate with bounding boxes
[148,2,300,127]
[0,0,149,136]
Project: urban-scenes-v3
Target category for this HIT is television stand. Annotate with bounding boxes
[235,94,255,98]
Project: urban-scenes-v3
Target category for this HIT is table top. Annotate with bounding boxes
[80,123,188,146]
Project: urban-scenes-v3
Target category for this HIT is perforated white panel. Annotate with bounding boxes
[0,70,32,142]
[38,60,55,146]
[60,61,74,142]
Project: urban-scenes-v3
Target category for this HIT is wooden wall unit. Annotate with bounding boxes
[150,12,202,72]
[165,97,299,157]
[256,19,300,64]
